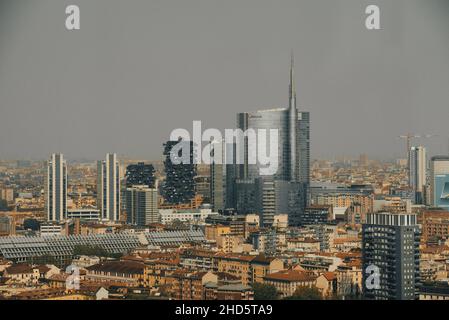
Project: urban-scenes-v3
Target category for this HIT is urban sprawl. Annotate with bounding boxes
[0,58,448,301]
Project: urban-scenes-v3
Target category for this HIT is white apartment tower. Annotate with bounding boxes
[409,146,426,204]
[97,153,121,221]
[45,153,67,221]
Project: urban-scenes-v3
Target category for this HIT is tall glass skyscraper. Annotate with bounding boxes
[236,55,310,183]
[232,55,310,226]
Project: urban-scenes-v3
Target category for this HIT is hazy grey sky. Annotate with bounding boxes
[0,0,448,161]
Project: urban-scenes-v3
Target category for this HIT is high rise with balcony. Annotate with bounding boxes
[362,212,420,300]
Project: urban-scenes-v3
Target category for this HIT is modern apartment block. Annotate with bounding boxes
[125,185,158,226]
[362,212,420,300]
[97,153,120,221]
[45,153,67,222]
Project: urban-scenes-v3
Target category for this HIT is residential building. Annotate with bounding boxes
[362,212,420,300]
[125,185,158,226]
[263,270,316,298]
[45,153,67,222]
[97,153,120,222]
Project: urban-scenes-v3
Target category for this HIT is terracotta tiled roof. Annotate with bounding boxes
[264,270,316,282]
[321,272,336,281]
[36,265,51,274]
[49,273,69,282]
[5,263,34,275]
[86,261,144,275]
[251,254,276,264]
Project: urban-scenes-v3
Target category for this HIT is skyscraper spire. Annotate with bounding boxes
[289,50,296,106]
[289,51,298,181]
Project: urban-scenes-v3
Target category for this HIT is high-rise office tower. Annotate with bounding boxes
[288,52,298,181]
[362,212,420,300]
[45,153,67,222]
[234,55,309,225]
[430,155,449,209]
[97,153,120,221]
[236,55,310,183]
[234,177,306,227]
[210,140,236,212]
[409,146,426,204]
[125,184,158,226]
[211,159,226,212]
[125,162,155,188]
[298,111,310,184]
[162,139,197,205]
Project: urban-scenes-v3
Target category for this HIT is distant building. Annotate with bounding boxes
[420,209,449,243]
[0,216,14,236]
[40,223,64,237]
[159,208,218,225]
[263,270,316,298]
[125,162,155,188]
[362,212,420,300]
[125,185,158,226]
[430,156,449,210]
[85,260,145,287]
[0,188,14,203]
[409,146,426,204]
[194,175,211,203]
[97,153,120,221]
[162,139,196,205]
[235,177,306,227]
[45,154,67,222]
[297,111,310,184]
[66,208,101,221]
[300,205,333,225]
[251,229,286,255]
[419,283,449,300]
[210,141,235,212]
[233,56,309,226]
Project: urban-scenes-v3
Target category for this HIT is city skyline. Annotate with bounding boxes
[0,0,449,161]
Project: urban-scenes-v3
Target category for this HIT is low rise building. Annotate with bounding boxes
[85,260,145,287]
[263,270,317,298]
